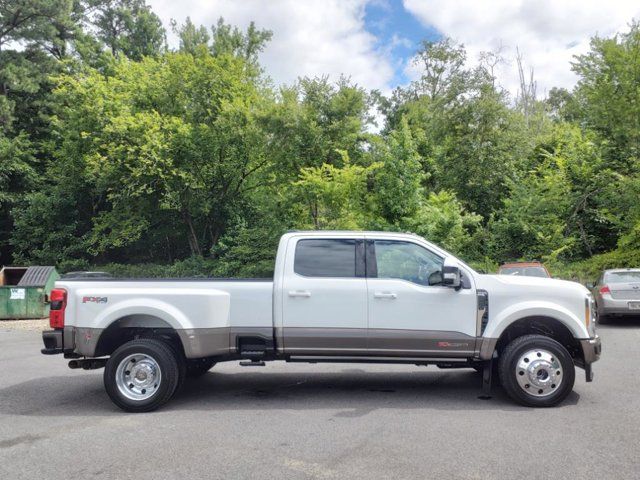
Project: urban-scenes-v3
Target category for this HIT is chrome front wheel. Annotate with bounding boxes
[498,334,575,407]
[515,349,562,397]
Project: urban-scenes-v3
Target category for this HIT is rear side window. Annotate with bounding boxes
[294,239,357,277]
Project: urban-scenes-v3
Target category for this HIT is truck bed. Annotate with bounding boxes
[54,278,274,358]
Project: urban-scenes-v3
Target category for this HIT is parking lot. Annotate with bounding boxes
[1,321,639,480]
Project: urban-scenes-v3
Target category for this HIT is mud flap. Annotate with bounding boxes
[478,351,498,400]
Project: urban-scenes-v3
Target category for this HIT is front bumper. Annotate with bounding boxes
[578,336,601,382]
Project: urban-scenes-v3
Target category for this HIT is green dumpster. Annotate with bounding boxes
[0,266,60,319]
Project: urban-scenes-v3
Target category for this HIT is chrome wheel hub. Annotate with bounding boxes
[515,349,562,397]
[115,353,162,401]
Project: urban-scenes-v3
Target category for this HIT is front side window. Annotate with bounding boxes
[294,239,357,277]
[373,240,443,286]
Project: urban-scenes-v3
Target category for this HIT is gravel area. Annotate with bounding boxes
[0,319,48,331]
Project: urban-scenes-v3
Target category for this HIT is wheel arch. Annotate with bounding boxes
[93,314,186,358]
[487,315,583,364]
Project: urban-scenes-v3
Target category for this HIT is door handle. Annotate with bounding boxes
[288,290,311,298]
[374,292,397,299]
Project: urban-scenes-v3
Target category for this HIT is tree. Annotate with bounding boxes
[369,117,423,224]
[291,150,377,230]
[572,22,640,170]
[172,17,272,73]
[12,50,274,262]
[0,0,79,262]
[90,0,165,60]
[489,123,616,262]
[172,17,209,55]
[406,191,481,256]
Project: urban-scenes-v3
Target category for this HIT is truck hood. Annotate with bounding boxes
[478,274,590,296]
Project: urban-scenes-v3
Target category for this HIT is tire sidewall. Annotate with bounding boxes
[499,335,575,408]
[104,339,179,412]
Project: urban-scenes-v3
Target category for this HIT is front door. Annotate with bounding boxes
[282,237,368,354]
[365,239,477,357]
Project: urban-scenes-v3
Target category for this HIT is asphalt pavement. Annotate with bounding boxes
[1,321,639,480]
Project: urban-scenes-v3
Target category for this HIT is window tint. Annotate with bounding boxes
[294,239,357,277]
[373,240,443,286]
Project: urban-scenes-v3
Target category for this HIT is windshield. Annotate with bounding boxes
[605,271,640,283]
[499,266,549,278]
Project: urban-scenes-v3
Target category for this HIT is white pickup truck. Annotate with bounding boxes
[42,231,601,412]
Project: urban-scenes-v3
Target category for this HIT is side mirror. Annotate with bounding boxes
[585,282,594,289]
[442,257,461,289]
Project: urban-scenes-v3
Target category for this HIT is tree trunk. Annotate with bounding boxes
[182,209,202,256]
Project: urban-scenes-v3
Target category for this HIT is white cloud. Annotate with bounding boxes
[403,0,640,97]
[149,0,395,93]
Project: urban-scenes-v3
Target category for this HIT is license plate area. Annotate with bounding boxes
[628,301,640,310]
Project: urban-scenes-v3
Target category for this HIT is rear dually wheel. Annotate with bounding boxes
[104,338,181,413]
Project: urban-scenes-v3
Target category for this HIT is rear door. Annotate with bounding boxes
[365,238,478,357]
[281,236,368,354]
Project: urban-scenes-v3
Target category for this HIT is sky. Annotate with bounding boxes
[149,0,640,98]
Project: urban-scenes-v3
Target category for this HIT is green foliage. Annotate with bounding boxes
[292,151,378,230]
[405,191,482,255]
[369,118,424,223]
[572,22,640,170]
[91,0,166,60]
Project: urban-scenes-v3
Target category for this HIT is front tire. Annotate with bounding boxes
[498,334,575,407]
[104,338,181,412]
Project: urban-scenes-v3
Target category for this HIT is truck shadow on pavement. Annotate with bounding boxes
[0,368,580,417]
[597,316,640,328]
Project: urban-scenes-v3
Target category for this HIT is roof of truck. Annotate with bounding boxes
[286,230,420,237]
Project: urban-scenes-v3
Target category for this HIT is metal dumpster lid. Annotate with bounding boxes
[16,266,57,287]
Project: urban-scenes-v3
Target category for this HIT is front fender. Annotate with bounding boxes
[483,301,589,340]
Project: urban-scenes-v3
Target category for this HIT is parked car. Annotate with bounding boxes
[498,262,551,278]
[589,268,640,322]
[41,231,600,412]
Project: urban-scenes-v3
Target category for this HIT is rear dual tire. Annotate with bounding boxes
[104,338,182,413]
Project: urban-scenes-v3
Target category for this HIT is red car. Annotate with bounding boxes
[498,262,551,278]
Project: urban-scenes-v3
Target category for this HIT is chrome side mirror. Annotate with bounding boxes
[442,257,461,289]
